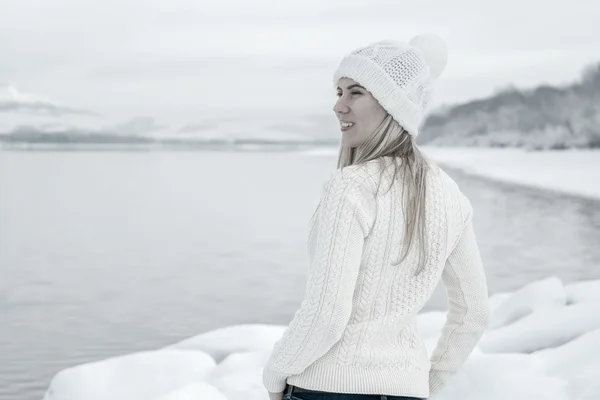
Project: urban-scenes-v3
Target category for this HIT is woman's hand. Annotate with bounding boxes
[268,391,284,400]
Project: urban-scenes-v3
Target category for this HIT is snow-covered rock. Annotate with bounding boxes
[480,303,600,353]
[490,276,566,329]
[43,350,216,400]
[165,324,285,362]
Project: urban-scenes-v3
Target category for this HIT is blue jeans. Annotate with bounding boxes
[283,384,424,400]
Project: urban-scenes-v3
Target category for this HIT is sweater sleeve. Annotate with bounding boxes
[428,196,491,399]
[262,168,376,393]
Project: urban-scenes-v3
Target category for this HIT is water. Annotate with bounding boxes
[1,150,599,400]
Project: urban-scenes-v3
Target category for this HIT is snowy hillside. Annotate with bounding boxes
[418,64,600,150]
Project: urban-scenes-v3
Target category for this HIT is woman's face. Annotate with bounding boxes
[333,77,387,147]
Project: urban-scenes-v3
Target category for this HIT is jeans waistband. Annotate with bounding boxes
[285,384,411,400]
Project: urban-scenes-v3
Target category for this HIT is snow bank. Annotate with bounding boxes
[151,383,227,400]
[164,324,286,363]
[43,277,600,400]
[421,146,600,200]
[565,279,600,304]
[577,383,600,400]
[531,328,600,399]
[489,276,566,329]
[480,303,600,353]
[43,350,216,400]
[435,353,569,400]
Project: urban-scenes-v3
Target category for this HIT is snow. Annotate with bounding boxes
[435,353,570,400]
[416,311,447,338]
[480,303,600,353]
[535,329,600,382]
[421,146,600,201]
[152,382,227,400]
[42,350,216,400]
[489,276,566,329]
[151,383,228,400]
[43,277,600,400]
[163,324,286,363]
[577,383,600,400]
[565,279,600,304]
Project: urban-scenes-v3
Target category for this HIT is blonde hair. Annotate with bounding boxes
[336,114,430,274]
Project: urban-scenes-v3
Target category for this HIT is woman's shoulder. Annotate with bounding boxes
[321,162,379,198]
[430,164,473,220]
[423,160,458,191]
[324,157,407,194]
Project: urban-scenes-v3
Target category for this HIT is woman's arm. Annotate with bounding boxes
[262,168,376,393]
[428,197,491,399]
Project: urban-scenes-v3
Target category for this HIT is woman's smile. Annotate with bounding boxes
[339,120,356,131]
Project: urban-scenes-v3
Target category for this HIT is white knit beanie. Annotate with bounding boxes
[332,33,448,138]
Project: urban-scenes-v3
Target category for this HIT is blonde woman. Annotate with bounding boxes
[263,34,491,400]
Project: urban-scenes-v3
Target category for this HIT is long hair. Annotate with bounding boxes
[336,114,430,274]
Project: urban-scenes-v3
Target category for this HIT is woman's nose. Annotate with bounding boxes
[333,98,350,115]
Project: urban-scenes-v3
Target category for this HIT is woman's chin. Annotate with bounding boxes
[341,135,362,148]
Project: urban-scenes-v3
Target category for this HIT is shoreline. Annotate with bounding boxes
[421,146,600,201]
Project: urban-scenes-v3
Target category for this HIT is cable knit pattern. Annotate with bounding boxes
[262,156,491,399]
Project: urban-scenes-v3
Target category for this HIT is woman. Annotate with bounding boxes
[263,33,491,400]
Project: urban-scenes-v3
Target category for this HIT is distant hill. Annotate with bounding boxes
[0,111,341,149]
[0,125,338,151]
[418,63,600,149]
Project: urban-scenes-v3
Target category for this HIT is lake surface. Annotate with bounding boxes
[1,150,599,400]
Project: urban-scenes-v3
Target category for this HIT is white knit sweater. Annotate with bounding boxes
[262,156,491,399]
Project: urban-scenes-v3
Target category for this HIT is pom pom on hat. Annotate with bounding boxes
[409,33,448,80]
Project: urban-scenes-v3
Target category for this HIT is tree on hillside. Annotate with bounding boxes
[419,62,600,149]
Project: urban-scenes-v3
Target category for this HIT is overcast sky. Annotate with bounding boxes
[1,0,599,125]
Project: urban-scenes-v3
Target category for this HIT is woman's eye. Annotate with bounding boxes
[336,92,361,97]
